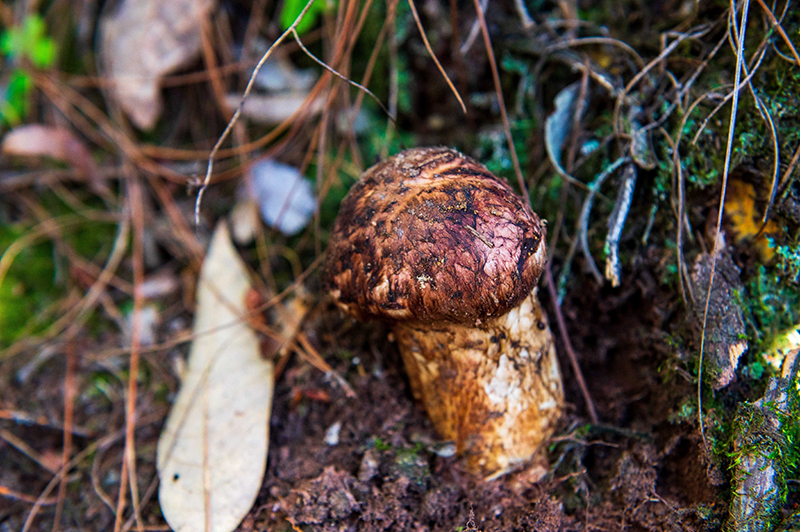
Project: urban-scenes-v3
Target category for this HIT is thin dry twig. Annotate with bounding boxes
[544,36,646,69]
[113,172,146,532]
[0,486,57,505]
[290,29,394,121]
[460,0,488,54]
[196,0,322,225]
[51,342,77,532]
[698,0,750,448]
[672,38,767,305]
[406,0,466,114]
[0,429,59,473]
[612,25,712,136]
[471,0,527,199]
[753,0,800,65]
[544,265,599,423]
[22,418,161,532]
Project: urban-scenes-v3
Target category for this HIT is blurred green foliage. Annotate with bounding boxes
[0,194,118,350]
[1,14,57,125]
[280,0,332,36]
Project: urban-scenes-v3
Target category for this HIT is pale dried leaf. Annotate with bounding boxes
[254,56,316,93]
[100,0,214,130]
[1,124,99,180]
[157,221,273,532]
[245,159,316,235]
[229,199,261,245]
[545,82,581,180]
[225,92,324,125]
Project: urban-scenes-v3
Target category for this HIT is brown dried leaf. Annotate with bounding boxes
[1,124,99,180]
[100,0,214,130]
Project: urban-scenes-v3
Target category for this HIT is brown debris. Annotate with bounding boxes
[690,234,748,389]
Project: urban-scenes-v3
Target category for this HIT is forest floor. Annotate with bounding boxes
[1,0,799,531]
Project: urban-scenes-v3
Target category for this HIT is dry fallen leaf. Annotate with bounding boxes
[246,159,316,236]
[156,221,273,532]
[544,82,581,181]
[100,0,214,130]
[224,92,325,125]
[1,124,99,180]
[725,179,780,261]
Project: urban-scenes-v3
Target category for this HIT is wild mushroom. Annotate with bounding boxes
[325,147,564,477]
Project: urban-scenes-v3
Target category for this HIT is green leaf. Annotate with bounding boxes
[0,14,57,67]
[31,36,56,68]
[1,70,33,125]
[280,0,329,36]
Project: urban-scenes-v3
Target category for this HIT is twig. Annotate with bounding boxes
[290,29,395,121]
[407,0,466,114]
[544,265,599,423]
[113,173,146,532]
[613,24,712,136]
[196,0,322,225]
[0,486,57,505]
[0,429,59,473]
[460,0,489,54]
[753,0,800,65]
[200,17,233,121]
[513,0,534,28]
[52,342,77,531]
[544,37,646,69]
[472,0,528,200]
[778,140,800,198]
[23,427,127,532]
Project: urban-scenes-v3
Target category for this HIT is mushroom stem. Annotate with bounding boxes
[392,289,564,477]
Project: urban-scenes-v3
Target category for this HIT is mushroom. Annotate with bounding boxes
[325,147,564,477]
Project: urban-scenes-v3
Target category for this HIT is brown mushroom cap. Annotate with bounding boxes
[325,147,547,326]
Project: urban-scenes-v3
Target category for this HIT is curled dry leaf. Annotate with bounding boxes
[100,0,214,130]
[157,221,273,532]
[544,82,582,181]
[1,124,99,180]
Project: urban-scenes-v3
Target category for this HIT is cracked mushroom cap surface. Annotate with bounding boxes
[325,147,547,326]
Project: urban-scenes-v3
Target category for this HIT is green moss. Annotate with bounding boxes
[668,397,698,424]
[394,445,430,486]
[773,237,800,284]
[745,264,800,355]
[0,224,61,348]
[369,436,392,451]
[0,192,119,349]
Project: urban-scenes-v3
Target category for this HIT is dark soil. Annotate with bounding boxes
[245,250,720,532]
